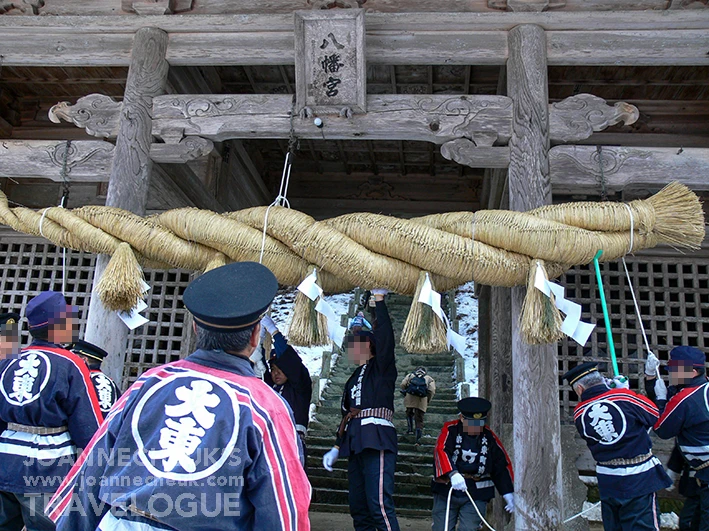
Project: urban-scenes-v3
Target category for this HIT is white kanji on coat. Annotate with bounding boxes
[92,373,115,410]
[10,354,41,403]
[588,403,618,443]
[149,417,206,473]
[164,380,220,429]
[461,449,477,463]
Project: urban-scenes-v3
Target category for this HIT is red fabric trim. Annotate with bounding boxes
[434,420,458,478]
[654,384,704,431]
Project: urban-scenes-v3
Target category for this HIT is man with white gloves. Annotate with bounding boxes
[431,397,515,531]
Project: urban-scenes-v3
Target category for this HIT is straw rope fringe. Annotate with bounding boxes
[0,181,703,311]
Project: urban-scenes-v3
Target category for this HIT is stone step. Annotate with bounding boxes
[311,485,435,512]
[308,465,435,486]
[307,455,432,476]
[310,474,435,497]
[309,503,431,520]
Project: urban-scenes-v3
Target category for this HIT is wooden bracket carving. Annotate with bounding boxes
[487,0,565,11]
[49,94,122,139]
[549,94,639,143]
[440,138,511,168]
[0,0,44,15]
[121,0,194,15]
[307,0,366,8]
[150,136,214,164]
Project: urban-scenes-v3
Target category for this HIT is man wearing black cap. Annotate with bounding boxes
[0,313,21,359]
[0,292,103,531]
[431,397,514,531]
[650,346,709,530]
[260,315,313,443]
[564,362,671,530]
[68,339,122,416]
[46,262,311,531]
[321,288,401,531]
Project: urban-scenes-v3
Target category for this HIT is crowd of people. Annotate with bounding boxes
[0,261,706,531]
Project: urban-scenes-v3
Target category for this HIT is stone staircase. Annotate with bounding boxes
[307,293,461,518]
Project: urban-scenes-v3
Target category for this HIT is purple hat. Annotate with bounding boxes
[668,346,706,369]
[25,291,75,331]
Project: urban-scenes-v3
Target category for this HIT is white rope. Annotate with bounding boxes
[563,501,601,524]
[444,487,497,531]
[259,151,293,264]
[621,203,653,361]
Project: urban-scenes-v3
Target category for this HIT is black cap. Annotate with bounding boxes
[69,339,108,362]
[183,262,278,332]
[457,397,491,420]
[0,313,20,328]
[562,362,599,387]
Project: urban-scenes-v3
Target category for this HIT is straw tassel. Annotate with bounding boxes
[288,267,330,347]
[95,242,145,312]
[520,260,564,345]
[204,252,229,272]
[401,271,448,354]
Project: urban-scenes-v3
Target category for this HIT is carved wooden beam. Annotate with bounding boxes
[49,92,638,151]
[153,94,515,145]
[0,139,114,181]
[549,145,709,193]
[0,138,214,180]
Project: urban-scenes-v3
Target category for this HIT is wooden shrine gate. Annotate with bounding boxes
[1,6,708,530]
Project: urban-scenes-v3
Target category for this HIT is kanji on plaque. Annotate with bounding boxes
[295,9,366,114]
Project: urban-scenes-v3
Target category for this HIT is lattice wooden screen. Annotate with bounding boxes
[558,254,709,418]
[0,235,193,390]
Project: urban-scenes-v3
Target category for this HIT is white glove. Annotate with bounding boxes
[322,447,339,472]
[611,375,630,389]
[261,315,278,336]
[449,471,467,491]
[654,378,668,401]
[371,288,389,296]
[249,350,267,378]
[645,353,661,376]
[666,469,680,492]
[503,493,515,513]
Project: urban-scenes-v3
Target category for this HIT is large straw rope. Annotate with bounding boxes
[0,182,703,308]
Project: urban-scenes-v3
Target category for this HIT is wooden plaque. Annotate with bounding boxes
[294,9,366,115]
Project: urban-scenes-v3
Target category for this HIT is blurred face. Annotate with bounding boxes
[460,414,485,436]
[47,310,78,345]
[0,329,19,359]
[668,363,697,386]
[347,336,372,365]
[271,364,288,386]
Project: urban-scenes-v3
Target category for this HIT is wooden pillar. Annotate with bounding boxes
[477,284,490,399]
[507,24,563,530]
[84,27,169,386]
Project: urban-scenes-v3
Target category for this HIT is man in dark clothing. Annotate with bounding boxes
[564,362,670,531]
[431,397,514,531]
[648,346,709,531]
[68,339,122,416]
[666,445,701,531]
[0,292,103,531]
[322,288,400,531]
[260,315,313,440]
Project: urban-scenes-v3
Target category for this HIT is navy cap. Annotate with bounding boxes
[69,339,108,362]
[668,346,706,368]
[184,262,278,332]
[457,397,491,420]
[562,362,599,387]
[25,291,76,331]
[0,313,20,328]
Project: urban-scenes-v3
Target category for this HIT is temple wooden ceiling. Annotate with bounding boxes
[1,63,708,218]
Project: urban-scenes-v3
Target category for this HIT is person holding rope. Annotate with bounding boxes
[564,362,671,530]
[431,397,514,531]
[260,315,313,460]
[321,288,400,531]
[648,346,709,530]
